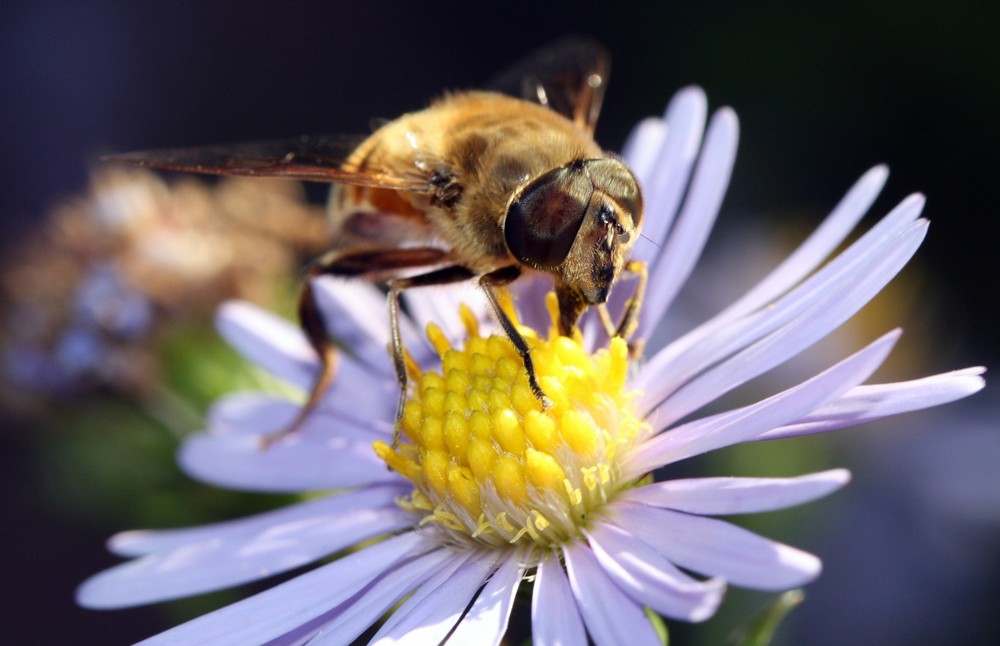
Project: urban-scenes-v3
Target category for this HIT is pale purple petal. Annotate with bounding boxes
[308,355,398,421]
[630,87,708,259]
[109,484,406,558]
[179,430,398,492]
[215,301,396,418]
[563,541,663,646]
[639,216,926,424]
[312,274,454,375]
[216,301,317,389]
[584,522,726,622]
[639,165,893,372]
[611,501,821,590]
[704,164,889,329]
[206,393,391,441]
[311,276,397,375]
[303,548,462,645]
[625,331,898,477]
[620,116,667,183]
[636,106,739,339]
[444,551,525,646]
[620,469,850,515]
[132,532,434,645]
[78,486,410,608]
[405,281,496,345]
[635,191,924,414]
[760,367,987,440]
[207,392,302,436]
[370,550,498,645]
[635,196,925,414]
[510,272,559,334]
[532,549,586,646]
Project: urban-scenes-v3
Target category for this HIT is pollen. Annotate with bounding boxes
[373,293,649,548]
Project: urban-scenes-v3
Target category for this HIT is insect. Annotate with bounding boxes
[105,39,647,442]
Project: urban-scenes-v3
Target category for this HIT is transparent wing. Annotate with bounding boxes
[487,37,610,134]
[103,134,433,192]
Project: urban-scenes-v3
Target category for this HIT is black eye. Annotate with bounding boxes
[504,166,593,270]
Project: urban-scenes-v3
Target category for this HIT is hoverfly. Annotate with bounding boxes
[106,39,647,441]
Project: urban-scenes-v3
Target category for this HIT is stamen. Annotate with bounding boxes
[458,304,479,338]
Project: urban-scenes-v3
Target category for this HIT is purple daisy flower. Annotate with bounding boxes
[78,87,984,645]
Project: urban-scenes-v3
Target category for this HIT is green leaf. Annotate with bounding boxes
[728,590,804,646]
[645,607,670,645]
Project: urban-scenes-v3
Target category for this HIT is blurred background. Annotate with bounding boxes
[1,1,996,644]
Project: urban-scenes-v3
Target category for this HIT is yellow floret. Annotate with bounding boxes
[374,292,648,548]
[493,455,527,504]
[426,322,451,358]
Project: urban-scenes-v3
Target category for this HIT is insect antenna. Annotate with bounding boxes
[639,231,663,250]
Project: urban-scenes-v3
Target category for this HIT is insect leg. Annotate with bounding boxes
[596,259,648,356]
[480,266,552,410]
[267,246,449,447]
[387,265,476,445]
[596,302,616,339]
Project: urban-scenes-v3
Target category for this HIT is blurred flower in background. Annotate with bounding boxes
[1,168,328,411]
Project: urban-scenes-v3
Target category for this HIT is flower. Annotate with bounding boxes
[77,88,984,645]
[1,168,327,401]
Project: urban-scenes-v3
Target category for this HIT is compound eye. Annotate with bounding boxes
[504,165,593,271]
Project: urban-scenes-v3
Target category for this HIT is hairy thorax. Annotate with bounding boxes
[328,92,604,274]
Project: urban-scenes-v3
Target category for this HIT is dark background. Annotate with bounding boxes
[2,1,997,644]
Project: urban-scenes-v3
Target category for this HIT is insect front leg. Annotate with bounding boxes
[386,265,476,446]
[480,266,552,410]
[596,259,648,356]
[267,246,449,447]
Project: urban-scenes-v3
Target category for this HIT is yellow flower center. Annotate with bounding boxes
[373,293,649,548]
